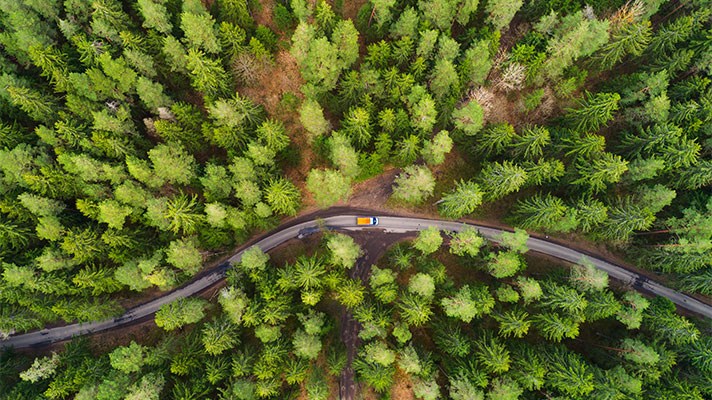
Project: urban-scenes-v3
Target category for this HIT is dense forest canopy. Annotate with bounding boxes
[0,0,711,398]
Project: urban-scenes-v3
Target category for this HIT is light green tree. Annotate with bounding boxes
[306,169,351,208]
[486,251,521,278]
[137,0,172,33]
[485,0,523,31]
[155,297,208,331]
[408,273,435,298]
[148,141,196,185]
[413,226,443,255]
[109,341,145,373]
[239,246,269,274]
[265,177,300,216]
[293,329,322,359]
[19,353,59,383]
[439,180,483,219]
[98,199,132,230]
[218,286,249,325]
[180,9,220,53]
[570,257,608,292]
[327,233,361,268]
[391,165,435,204]
[498,228,529,254]
[449,227,484,257]
[442,285,495,322]
[299,99,330,140]
[166,237,202,274]
[422,130,453,165]
[329,132,360,178]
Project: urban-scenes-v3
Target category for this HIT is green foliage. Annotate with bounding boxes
[391,165,435,204]
[265,177,301,216]
[567,92,621,132]
[109,341,145,373]
[452,101,484,136]
[155,298,208,331]
[326,233,361,269]
[442,284,494,322]
[449,227,484,257]
[408,273,435,298]
[413,226,443,255]
[478,161,528,201]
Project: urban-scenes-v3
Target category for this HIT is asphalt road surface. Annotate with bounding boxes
[4,214,712,349]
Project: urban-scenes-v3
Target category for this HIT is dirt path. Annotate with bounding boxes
[338,232,412,400]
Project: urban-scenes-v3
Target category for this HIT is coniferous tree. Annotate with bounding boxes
[439,180,484,219]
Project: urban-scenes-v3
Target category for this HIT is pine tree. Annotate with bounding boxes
[567,92,620,132]
[137,0,172,33]
[514,193,571,230]
[597,21,651,68]
[512,125,550,159]
[185,49,230,97]
[394,135,420,166]
[544,347,594,397]
[398,292,433,326]
[202,317,239,355]
[343,107,372,147]
[422,130,453,166]
[478,161,528,200]
[475,335,511,374]
[449,226,484,257]
[485,0,523,31]
[411,95,437,132]
[306,169,351,208]
[439,180,483,219]
[573,152,628,193]
[600,198,654,241]
[478,122,516,156]
[533,312,580,342]
[264,178,300,216]
[391,165,435,204]
[451,101,484,136]
[155,298,208,331]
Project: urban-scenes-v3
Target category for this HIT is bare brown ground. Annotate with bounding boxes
[252,0,276,30]
[390,368,416,400]
[340,0,369,21]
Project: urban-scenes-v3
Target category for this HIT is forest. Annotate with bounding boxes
[0,0,711,398]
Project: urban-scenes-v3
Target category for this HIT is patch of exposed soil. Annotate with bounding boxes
[252,0,276,30]
[340,0,369,21]
[239,49,304,115]
[348,168,399,209]
[390,368,416,400]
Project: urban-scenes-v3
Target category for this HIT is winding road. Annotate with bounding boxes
[4,213,712,349]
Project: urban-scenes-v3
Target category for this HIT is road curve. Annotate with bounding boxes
[4,215,711,348]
